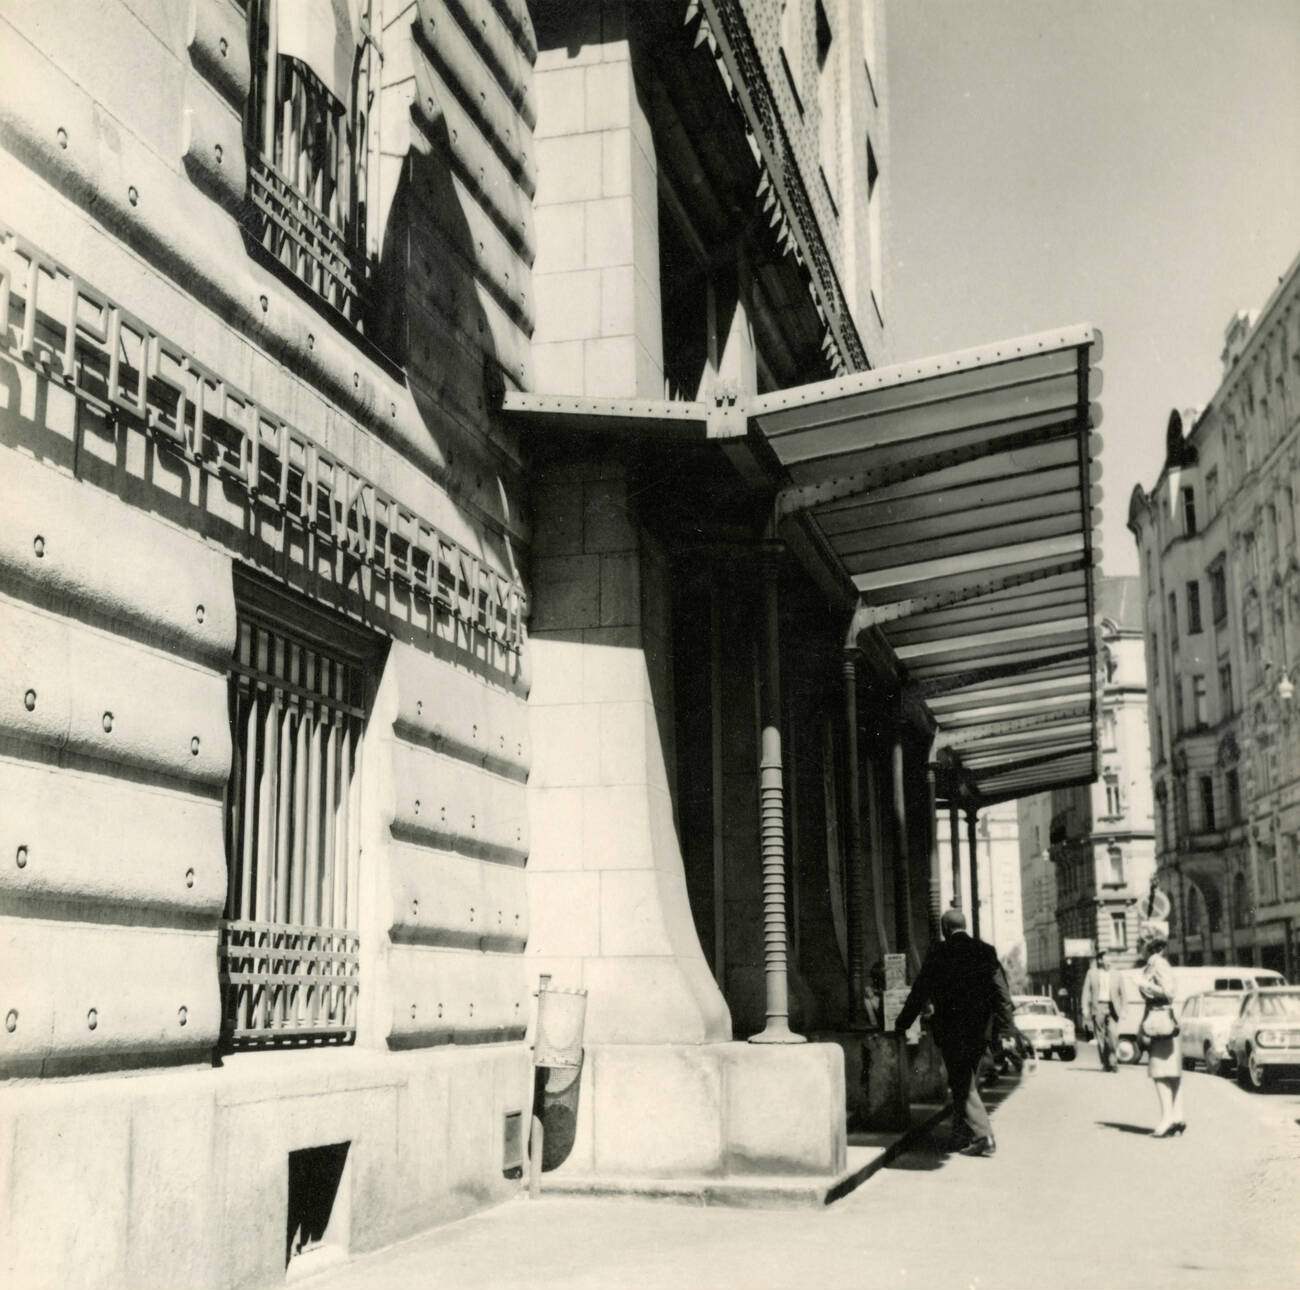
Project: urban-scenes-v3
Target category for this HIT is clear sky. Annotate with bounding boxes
[882,0,1300,575]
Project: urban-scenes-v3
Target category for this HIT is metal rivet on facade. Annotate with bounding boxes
[87,1008,99,1030]
[219,36,228,56]
[410,1003,417,1020]
[128,186,139,206]
[102,711,114,733]
[353,371,360,388]
[57,127,68,149]
[437,1002,443,1018]
[307,332,315,350]
[440,805,446,822]
[184,867,195,889]
[33,535,45,557]
[414,799,421,815]
[214,143,223,164]
[470,814,476,830]
[195,604,205,624]
[390,402,396,417]
[468,1003,474,1017]
[4,1010,16,1033]
[16,845,29,869]
[469,906,475,922]
[259,294,268,313]
[190,736,201,756]
[23,689,36,712]
[472,723,478,738]
[178,1006,188,1026]
[411,898,419,918]
[416,700,423,717]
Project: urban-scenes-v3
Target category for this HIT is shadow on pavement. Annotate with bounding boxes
[882,1072,1027,1172]
[1095,1120,1153,1135]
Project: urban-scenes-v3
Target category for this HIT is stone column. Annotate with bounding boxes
[751,543,803,1044]
[967,808,982,940]
[842,648,868,1025]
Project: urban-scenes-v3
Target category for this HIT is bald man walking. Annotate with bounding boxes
[895,908,1017,1156]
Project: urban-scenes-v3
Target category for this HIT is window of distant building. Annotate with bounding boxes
[1173,678,1185,733]
[1102,709,1117,750]
[815,0,838,213]
[1186,580,1203,634]
[1104,772,1122,817]
[1150,631,1160,684]
[1226,768,1242,825]
[866,134,882,314]
[1218,661,1234,718]
[246,0,375,330]
[1232,870,1249,926]
[1198,774,1216,832]
[1209,558,1228,624]
[1153,705,1164,755]
[1110,910,1128,950]
[1168,591,1179,651]
[1206,468,1219,520]
[1107,845,1124,885]
[1182,486,1197,537]
[779,0,805,112]
[1192,674,1209,728]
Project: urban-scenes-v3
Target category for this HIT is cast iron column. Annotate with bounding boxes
[948,798,962,910]
[843,647,868,1025]
[751,543,803,1043]
[966,807,981,940]
[891,734,914,960]
[925,763,942,945]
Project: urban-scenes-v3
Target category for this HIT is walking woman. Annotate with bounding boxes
[1137,919,1185,1137]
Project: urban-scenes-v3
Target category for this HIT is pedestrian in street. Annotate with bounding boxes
[895,907,1018,1157]
[1081,949,1119,1071]
[1136,919,1186,1137]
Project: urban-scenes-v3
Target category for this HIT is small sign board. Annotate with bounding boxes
[1064,938,1096,959]
[883,953,907,991]
[883,987,921,1043]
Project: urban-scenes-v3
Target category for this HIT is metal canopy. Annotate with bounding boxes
[500,324,1104,806]
[754,325,1104,805]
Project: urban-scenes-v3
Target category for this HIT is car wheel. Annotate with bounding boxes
[1203,1045,1221,1078]
[1247,1049,1273,1093]
[1116,1037,1139,1064]
[1060,1046,1076,1062]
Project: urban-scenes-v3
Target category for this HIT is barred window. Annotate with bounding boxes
[246,0,374,327]
[220,573,380,1047]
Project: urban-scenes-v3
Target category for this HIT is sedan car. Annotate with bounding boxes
[1227,988,1300,1091]
[1179,991,1242,1076]
[1012,995,1076,1061]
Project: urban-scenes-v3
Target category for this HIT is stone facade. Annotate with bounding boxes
[3,0,902,1285]
[1129,253,1300,977]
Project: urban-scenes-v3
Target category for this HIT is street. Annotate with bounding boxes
[303,1045,1300,1290]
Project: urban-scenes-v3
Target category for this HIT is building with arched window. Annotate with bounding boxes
[1129,255,1300,977]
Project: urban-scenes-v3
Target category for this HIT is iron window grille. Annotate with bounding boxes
[245,0,375,329]
[220,575,380,1047]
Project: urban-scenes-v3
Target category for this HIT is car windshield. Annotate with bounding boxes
[1016,1002,1058,1016]
[1201,996,1240,1017]
[1256,993,1300,1018]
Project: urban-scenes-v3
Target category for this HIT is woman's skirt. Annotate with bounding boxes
[1147,1034,1183,1079]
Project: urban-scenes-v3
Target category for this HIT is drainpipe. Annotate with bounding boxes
[750,541,803,1044]
[967,807,982,940]
[843,644,869,1025]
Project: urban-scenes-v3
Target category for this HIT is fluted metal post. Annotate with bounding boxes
[843,647,868,1025]
[948,799,962,910]
[751,544,803,1044]
[967,807,981,940]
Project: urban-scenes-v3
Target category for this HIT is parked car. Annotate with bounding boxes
[1227,988,1300,1091]
[1112,965,1285,1064]
[1012,995,1076,1060]
[1178,991,1241,1075]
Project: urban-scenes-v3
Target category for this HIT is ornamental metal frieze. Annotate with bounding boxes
[0,227,526,649]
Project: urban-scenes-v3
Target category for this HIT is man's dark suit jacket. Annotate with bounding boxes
[895,932,1016,1058]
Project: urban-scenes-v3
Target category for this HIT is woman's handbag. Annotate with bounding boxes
[1140,1002,1179,1040]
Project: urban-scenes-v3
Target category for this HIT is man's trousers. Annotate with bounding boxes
[941,1042,993,1142]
